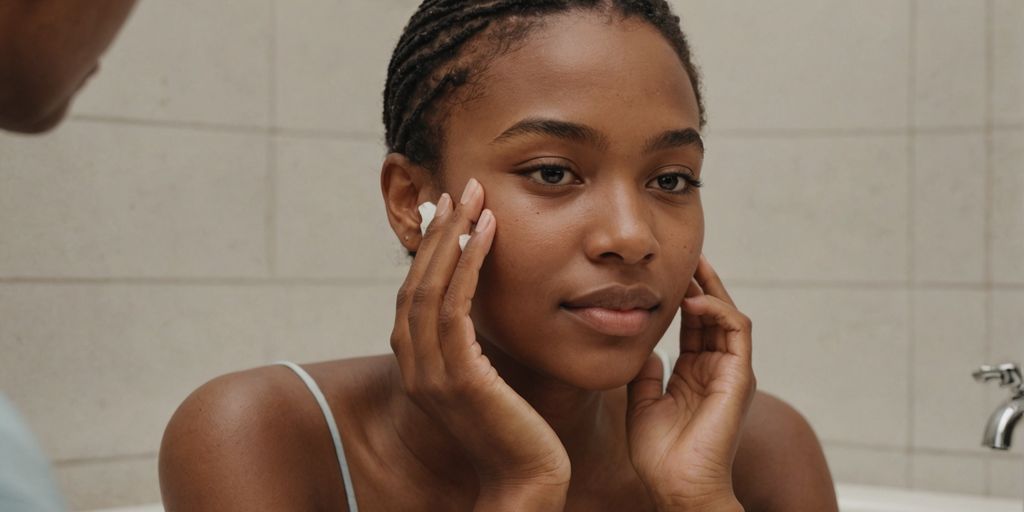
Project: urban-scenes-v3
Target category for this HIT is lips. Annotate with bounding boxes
[560,284,660,337]
[562,284,661,311]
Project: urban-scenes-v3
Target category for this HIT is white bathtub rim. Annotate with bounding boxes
[835,483,1021,512]
[82,484,1022,512]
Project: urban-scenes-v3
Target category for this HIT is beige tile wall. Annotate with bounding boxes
[0,0,1019,508]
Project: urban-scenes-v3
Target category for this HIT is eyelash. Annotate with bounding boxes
[520,164,703,195]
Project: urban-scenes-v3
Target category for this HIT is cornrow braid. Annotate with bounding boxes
[383,0,706,173]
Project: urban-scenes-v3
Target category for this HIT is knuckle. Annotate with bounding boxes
[454,250,474,269]
[389,331,403,352]
[438,295,459,324]
[411,281,434,306]
[738,313,753,331]
[395,286,411,309]
[406,303,425,331]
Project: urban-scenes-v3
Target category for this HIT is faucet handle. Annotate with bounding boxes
[973,363,1023,391]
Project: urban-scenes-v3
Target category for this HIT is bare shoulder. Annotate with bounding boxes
[732,391,838,512]
[158,357,389,511]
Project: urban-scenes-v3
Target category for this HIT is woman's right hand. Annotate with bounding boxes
[389,178,571,497]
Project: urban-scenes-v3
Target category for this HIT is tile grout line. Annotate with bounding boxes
[60,114,1022,140]
[53,452,157,467]
[4,276,1022,289]
[824,439,1023,461]
[264,0,278,364]
[266,0,278,279]
[982,0,996,495]
[905,0,918,486]
[0,276,407,287]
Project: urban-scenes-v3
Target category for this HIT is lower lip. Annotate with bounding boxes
[561,306,655,337]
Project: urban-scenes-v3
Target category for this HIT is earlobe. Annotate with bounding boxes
[380,153,438,251]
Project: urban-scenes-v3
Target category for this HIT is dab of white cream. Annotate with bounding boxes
[418,201,470,251]
[417,201,436,235]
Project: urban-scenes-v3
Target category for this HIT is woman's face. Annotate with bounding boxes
[436,12,704,390]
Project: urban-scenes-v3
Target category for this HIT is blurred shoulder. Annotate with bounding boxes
[158,355,393,511]
[733,391,838,512]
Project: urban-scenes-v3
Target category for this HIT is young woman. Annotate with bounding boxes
[159,2,838,510]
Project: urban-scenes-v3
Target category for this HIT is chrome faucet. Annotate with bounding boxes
[973,362,1024,450]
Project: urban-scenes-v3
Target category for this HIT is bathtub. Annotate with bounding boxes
[835,483,1021,512]
[85,484,1022,512]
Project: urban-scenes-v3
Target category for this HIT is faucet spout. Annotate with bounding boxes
[982,396,1023,450]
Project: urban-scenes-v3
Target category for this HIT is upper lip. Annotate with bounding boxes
[562,284,661,311]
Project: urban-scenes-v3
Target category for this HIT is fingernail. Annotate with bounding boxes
[437,193,452,217]
[460,178,480,205]
[476,209,493,233]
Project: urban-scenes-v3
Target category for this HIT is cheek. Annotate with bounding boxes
[478,214,564,293]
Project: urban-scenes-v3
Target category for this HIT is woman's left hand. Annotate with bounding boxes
[625,254,756,511]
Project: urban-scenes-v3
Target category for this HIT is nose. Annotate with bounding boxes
[582,185,658,265]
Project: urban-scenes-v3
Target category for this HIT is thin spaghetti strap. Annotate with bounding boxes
[274,361,360,512]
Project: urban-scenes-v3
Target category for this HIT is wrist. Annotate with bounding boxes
[475,480,570,512]
[655,492,743,512]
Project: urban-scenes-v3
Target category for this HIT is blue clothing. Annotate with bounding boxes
[274,349,672,512]
[0,393,66,512]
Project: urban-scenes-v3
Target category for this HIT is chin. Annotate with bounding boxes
[487,328,663,391]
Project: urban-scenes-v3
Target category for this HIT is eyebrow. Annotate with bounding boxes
[490,117,704,154]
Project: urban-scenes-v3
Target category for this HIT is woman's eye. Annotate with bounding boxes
[524,165,578,186]
[648,172,702,195]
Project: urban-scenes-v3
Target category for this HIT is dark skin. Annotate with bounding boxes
[0,0,136,133]
[160,13,838,512]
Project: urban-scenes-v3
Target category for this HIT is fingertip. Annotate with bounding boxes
[437,193,453,217]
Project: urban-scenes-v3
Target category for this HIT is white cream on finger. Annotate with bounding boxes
[419,200,472,250]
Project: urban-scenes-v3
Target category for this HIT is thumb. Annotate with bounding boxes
[627,352,665,417]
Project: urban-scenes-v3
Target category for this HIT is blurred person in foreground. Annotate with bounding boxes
[0,0,136,133]
[0,1,137,510]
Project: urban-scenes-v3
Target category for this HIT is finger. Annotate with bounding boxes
[439,207,496,371]
[392,192,453,375]
[694,253,735,307]
[409,179,485,372]
[680,278,704,353]
[681,294,752,360]
[626,352,665,418]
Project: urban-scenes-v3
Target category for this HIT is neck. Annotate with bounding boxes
[384,340,626,493]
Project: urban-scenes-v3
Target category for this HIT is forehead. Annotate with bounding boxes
[444,12,701,151]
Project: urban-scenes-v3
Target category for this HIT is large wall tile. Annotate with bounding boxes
[912,289,991,452]
[913,0,987,128]
[824,443,908,487]
[737,288,909,447]
[275,136,408,279]
[0,121,269,278]
[910,452,987,495]
[991,130,1024,284]
[701,135,909,282]
[913,132,987,283]
[261,283,398,363]
[72,0,272,127]
[989,455,1024,499]
[990,290,1024,366]
[54,456,160,511]
[0,282,394,462]
[672,0,910,131]
[0,284,274,461]
[275,0,420,134]
[992,0,1024,126]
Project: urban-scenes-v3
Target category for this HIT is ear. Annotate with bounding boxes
[380,153,440,253]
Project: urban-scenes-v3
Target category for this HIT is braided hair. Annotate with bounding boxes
[383,0,706,174]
